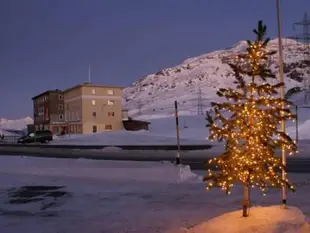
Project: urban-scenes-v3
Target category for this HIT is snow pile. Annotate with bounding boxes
[177,164,202,183]
[186,206,310,233]
[288,119,310,140]
[0,156,201,183]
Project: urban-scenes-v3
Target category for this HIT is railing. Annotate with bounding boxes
[0,135,20,144]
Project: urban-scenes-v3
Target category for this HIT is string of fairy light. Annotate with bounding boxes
[204,35,297,195]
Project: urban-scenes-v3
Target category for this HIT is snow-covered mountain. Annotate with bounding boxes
[124,38,310,118]
[0,116,33,135]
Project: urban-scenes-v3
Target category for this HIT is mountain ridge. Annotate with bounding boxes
[0,116,33,133]
[123,38,310,118]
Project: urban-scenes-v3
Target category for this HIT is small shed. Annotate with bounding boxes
[122,118,151,131]
[27,124,35,134]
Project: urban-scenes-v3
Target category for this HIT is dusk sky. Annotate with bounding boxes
[0,0,309,119]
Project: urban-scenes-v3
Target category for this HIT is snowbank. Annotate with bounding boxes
[186,206,310,233]
[288,119,310,140]
[0,156,201,183]
[51,115,210,145]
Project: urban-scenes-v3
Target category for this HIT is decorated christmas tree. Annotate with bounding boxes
[204,21,297,217]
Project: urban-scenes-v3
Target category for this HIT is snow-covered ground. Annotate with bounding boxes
[52,115,210,145]
[1,155,310,233]
[188,206,310,233]
[50,103,310,145]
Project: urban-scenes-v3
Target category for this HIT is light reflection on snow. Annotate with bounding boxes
[0,156,310,233]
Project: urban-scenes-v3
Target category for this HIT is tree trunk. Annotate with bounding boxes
[242,184,250,217]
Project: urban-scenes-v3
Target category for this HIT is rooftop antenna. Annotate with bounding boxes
[88,64,91,84]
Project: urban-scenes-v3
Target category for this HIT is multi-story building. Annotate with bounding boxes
[63,83,123,134]
[32,89,65,134]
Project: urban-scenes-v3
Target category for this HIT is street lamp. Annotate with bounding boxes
[276,0,287,207]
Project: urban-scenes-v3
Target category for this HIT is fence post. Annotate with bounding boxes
[295,105,298,145]
[174,101,181,165]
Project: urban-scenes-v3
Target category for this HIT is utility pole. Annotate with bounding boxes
[295,105,298,145]
[88,64,91,84]
[197,87,203,115]
[276,0,287,207]
[137,100,142,116]
[174,101,181,165]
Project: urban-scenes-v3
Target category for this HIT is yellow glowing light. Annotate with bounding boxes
[204,21,297,200]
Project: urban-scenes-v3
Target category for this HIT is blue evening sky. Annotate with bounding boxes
[0,0,309,118]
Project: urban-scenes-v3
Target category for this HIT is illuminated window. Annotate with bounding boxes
[105,124,112,130]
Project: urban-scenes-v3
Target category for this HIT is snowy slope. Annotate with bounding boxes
[124,38,309,117]
[0,117,33,135]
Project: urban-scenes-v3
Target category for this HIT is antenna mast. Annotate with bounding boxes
[88,64,91,84]
[291,13,310,104]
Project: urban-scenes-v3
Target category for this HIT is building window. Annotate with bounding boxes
[59,95,63,100]
[92,89,96,95]
[59,114,64,120]
[59,104,63,110]
[92,100,96,106]
[105,124,112,130]
[93,125,97,133]
[107,89,114,95]
[108,112,115,117]
[92,112,96,117]
[107,100,114,106]
[76,111,80,120]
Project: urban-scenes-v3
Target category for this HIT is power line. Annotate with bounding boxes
[290,12,310,104]
[197,87,203,115]
[137,100,143,116]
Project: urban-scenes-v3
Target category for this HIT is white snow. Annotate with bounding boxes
[51,115,211,145]
[1,155,310,233]
[0,116,33,132]
[0,156,201,183]
[123,38,306,117]
[186,206,310,233]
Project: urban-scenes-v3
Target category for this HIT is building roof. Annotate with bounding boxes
[32,89,63,100]
[123,119,151,124]
[63,83,124,93]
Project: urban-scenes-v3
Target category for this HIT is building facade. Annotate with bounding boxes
[32,89,65,134]
[63,83,123,134]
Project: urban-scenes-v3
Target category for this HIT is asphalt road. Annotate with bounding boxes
[0,146,310,172]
